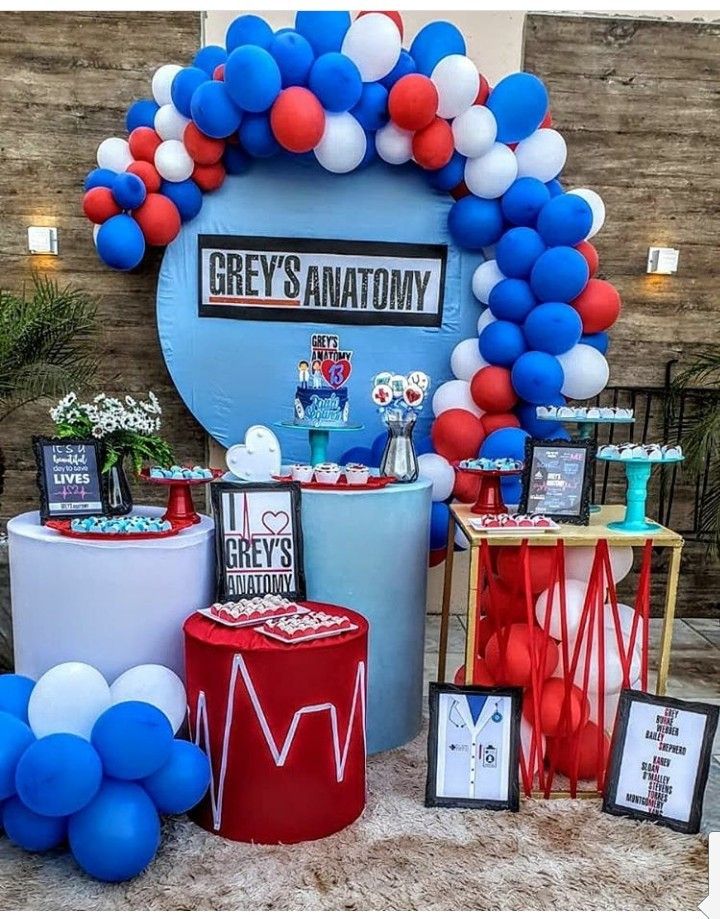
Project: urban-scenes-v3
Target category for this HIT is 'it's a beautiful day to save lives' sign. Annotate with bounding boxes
[197,234,447,327]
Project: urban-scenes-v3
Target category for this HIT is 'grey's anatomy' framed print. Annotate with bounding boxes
[425,683,522,812]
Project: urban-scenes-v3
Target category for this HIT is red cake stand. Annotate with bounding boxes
[138,468,224,527]
[453,463,524,515]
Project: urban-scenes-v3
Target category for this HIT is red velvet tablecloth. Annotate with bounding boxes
[184,602,368,844]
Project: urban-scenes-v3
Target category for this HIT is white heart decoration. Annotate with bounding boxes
[226,425,281,482]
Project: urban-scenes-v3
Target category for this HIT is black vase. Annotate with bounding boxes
[104,452,133,516]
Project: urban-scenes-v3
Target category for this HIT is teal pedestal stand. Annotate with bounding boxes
[277,421,363,466]
[600,455,683,533]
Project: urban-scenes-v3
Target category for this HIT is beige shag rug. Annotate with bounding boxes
[0,729,708,910]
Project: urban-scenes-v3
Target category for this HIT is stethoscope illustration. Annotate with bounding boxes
[448,699,503,730]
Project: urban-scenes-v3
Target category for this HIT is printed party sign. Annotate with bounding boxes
[198,234,446,328]
[518,438,596,525]
[211,481,305,603]
[33,436,108,523]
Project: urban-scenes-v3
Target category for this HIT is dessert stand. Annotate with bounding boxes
[138,468,224,527]
[453,463,522,515]
[277,420,363,466]
[598,453,684,533]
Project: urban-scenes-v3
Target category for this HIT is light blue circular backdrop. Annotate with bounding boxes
[157,156,481,461]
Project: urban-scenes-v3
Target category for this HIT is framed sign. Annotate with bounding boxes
[518,437,596,525]
[32,436,109,523]
[603,689,719,834]
[425,683,522,812]
[211,481,305,603]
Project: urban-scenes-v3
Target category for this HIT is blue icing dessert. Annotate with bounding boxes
[294,386,349,427]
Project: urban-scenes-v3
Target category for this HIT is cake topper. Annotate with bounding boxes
[297,332,354,391]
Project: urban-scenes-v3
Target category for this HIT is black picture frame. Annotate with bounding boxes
[602,689,719,834]
[425,682,522,812]
[32,436,110,524]
[518,437,596,525]
[211,480,306,603]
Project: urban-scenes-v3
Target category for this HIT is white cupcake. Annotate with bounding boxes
[345,463,370,485]
[290,463,314,483]
[314,462,341,484]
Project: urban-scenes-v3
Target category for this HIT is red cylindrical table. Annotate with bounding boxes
[184,602,368,844]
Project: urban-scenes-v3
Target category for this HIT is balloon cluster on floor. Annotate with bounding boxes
[0,664,209,882]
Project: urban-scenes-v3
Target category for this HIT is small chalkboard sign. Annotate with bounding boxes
[211,481,305,603]
[518,437,595,525]
[33,436,109,523]
[603,689,718,834]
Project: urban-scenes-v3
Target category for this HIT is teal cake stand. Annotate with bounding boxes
[277,421,364,466]
[598,454,683,533]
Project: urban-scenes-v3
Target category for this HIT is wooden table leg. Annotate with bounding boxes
[437,513,456,682]
[656,544,682,695]
[464,544,480,684]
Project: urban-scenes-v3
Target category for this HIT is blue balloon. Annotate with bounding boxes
[371,432,388,466]
[501,177,551,227]
[92,702,173,781]
[340,446,373,466]
[0,713,33,800]
[223,145,253,175]
[238,114,281,158]
[226,14,273,52]
[96,215,145,271]
[269,30,315,87]
[125,99,159,133]
[580,331,609,355]
[142,740,210,815]
[68,780,160,882]
[430,501,450,550]
[416,435,434,456]
[111,172,146,210]
[352,83,388,131]
[530,246,589,303]
[295,11,351,57]
[511,351,564,405]
[516,398,566,437]
[428,151,466,192]
[487,73,549,144]
[359,130,377,168]
[309,53,362,113]
[160,179,203,222]
[380,49,416,89]
[3,797,66,853]
[410,21,466,76]
[84,168,116,191]
[190,81,243,140]
[488,279,536,323]
[480,427,529,461]
[225,45,282,114]
[501,476,523,505]
[546,178,564,197]
[524,302,582,355]
[193,45,227,77]
[16,734,102,818]
[448,196,504,251]
[536,193,593,247]
[171,66,208,118]
[495,227,546,280]
[479,320,526,368]
[0,674,34,722]
[546,426,571,442]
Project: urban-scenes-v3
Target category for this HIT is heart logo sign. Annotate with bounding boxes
[404,385,423,406]
[261,510,290,535]
[321,359,352,389]
[225,425,281,482]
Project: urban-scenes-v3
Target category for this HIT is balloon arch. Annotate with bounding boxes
[81,11,621,564]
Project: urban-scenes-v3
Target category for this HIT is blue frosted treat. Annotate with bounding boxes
[70,515,173,534]
[294,386,349,427]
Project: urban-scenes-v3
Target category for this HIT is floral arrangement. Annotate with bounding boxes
[50,391,174,472]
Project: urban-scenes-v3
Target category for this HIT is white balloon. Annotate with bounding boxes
[432,379,483,419]
[375,121,413,165]
[558,344,609,400]
[570,187,606,239]
[515,129,567,183]
[154,139,194,182]
[28,662,111,740]
[535,578,589,641]
[472,260,505,304]
[477,308,497,335]
[314,112,366,174]
[452,105,497,159]
[152,63,182,106]
[110,664,187,735]
[96,136,133,172]
[567,625,642,695]
[589,678,641,733]
[455,527,470,550]
[417,453,455,502]
[431,54,480,119]
[341,13,401,82]
[564,546,634,585]
[520,716,546,778]
[92,224,101,245]
[155,103,191,141]
[464,143,518,199]
[451,338,488,381]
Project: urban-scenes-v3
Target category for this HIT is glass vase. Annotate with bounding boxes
[379,416,418,483]
[104,451,133,516]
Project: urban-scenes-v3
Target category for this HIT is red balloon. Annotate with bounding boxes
[192,162,226,192]
[571,278,621,334]
[133,193,181,246]
[82,187,121,224]
[471,365,517,413]
[485,623,559,688]
[270,87,326,154]
[429,547,447,568]
[128,126,161,163]
[548,720,609,780]
[127,160,162,194]
[480,412,521,438]
[431,409,485,464]
[388,74,437,131]
[213,64,225,81]
[496,546,557,595]
[357,10,403,39]
[475,74,490,106]
[184,123,225,165]
[412,116,453,170]
[540,109,552,129]
[450,180,470,201]
[575,240,599,277]
[523,678,589,737]
[480,581,528,625]
[453,468,478,503]
[475,616,496,656]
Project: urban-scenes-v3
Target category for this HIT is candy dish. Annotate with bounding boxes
[468,513,559,533]
[272,471,394,491]
[139,466,223,527]
[458,457,523,472]
[148,464,213,480]
[197,595,311,628]
[453,460,523,516]
[255,610,358,644]
[46,514,187,540]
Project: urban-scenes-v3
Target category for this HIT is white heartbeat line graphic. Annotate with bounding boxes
[191,652,367,831]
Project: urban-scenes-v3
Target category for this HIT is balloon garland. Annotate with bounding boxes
[82,11,622,564]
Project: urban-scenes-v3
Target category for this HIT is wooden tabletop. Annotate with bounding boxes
[450,504,684,549]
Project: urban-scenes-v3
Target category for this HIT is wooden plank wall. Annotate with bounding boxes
[0,11,205,524]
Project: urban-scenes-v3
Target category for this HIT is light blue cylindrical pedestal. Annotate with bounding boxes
[301,480,432,754]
